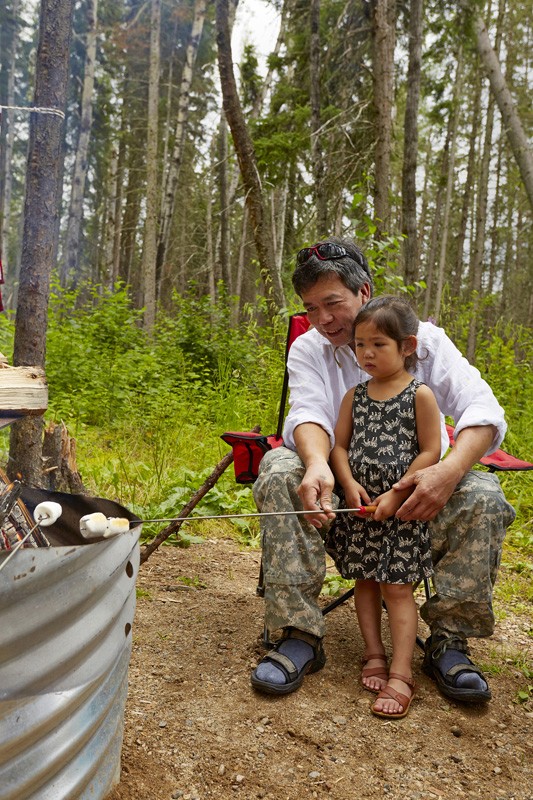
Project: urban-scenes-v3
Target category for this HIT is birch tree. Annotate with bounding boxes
[401,0,422,284]
[310,0,327,235]
[61,0,98,286]
[371,0,396,234]
[142,0,161,332]
[0,0,20,283]
[157,0,208,277]
[466,2,533,211]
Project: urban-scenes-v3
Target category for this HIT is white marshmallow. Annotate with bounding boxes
[80,512,108,537]
[34,501,63,527]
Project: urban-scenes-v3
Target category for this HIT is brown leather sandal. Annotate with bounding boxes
[371,672,416,719]
[361,652,388,693]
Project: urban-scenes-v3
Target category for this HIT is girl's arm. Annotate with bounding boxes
[330,389,371,508]
[373,384,441,520]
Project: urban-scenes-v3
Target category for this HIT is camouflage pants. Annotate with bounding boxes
[253,447,516,640]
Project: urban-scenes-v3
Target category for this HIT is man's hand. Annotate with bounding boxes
[393,461,462,522]
[297,461,337,528]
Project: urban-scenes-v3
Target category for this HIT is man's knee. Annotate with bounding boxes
[431,471,515,554]
[253,447,304,508]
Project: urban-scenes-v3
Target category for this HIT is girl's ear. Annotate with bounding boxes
[401,335,417,356]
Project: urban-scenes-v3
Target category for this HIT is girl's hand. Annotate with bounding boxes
[344,480,372,516]
[373,489,403,521]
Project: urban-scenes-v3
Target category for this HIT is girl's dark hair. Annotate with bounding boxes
[354,295,420,371]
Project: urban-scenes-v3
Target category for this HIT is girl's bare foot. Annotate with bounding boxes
[361,652,388,693]
[371,673,416,718]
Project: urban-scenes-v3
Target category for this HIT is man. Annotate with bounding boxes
[250,236,515,703]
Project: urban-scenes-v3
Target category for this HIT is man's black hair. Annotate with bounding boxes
[292,236,374,297]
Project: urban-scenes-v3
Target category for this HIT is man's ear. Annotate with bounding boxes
[402,335,417,356]
[359,282,372,304]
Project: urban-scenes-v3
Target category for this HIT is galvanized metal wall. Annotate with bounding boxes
[0,528,141,800]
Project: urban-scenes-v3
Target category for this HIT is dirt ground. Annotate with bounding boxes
[106,534,532,800]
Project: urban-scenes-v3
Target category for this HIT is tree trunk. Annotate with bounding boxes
[401,0,422,284]
[119,140,143,289]
[452,74,481,299]
[422,177,444,321]
[217,113,232,291]
[8,0,74,485]
[466,91,495,363]
[273,179,289,275]
[416,138,432,261]
[215,0,285,320]
[310,0,327,235]
[467,4,533,212]
[157,0,207,277]
[0,0,19,289]
[103,145,118,285]
[206,153,216,304]
[371,0,396,235]
[111,101,127,286]
[433,47,463,323]
[60,0,98,286]
[142,0,161,332]
[232,203,249,325]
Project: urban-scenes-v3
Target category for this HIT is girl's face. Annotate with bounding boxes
[354,320,415,378]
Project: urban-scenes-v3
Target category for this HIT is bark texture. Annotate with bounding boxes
[468,5,533,212]
[371,0,396,234]
[215,0,285,319]
[61,0,98,286]
[142,0,161,332]
[401,0,422,284]
[8,0,74,484]
[157,0,207,275]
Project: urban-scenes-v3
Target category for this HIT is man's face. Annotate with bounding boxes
[300,274,371,349]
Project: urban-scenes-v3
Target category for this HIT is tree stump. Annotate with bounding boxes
[42,421,86,494]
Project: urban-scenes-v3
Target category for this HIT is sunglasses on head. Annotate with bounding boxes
[296,242,348,265]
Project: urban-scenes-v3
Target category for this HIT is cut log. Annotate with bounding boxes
[0,366,48,414]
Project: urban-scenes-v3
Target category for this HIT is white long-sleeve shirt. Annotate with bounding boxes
[282,321,507,457]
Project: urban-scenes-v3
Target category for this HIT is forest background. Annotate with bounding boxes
[0,0,531,648]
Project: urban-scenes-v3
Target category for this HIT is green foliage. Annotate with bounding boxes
[321,574,354,597]
[176,575,208,589]
[348,208,428,299]
[0,315,14,359]
[240,44,261,110]
[45,282,146,426]
[37,284,284,547]
[1,277,531,567]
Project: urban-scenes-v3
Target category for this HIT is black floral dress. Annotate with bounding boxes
[326,379,433,584]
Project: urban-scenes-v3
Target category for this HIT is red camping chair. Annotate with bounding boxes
[221,314,533,645]
[221,313,310,483]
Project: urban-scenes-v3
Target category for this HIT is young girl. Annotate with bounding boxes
[328,295,441,719]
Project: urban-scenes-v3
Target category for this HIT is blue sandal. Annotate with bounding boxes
[423,634,491,703]
[251,628,326,695]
